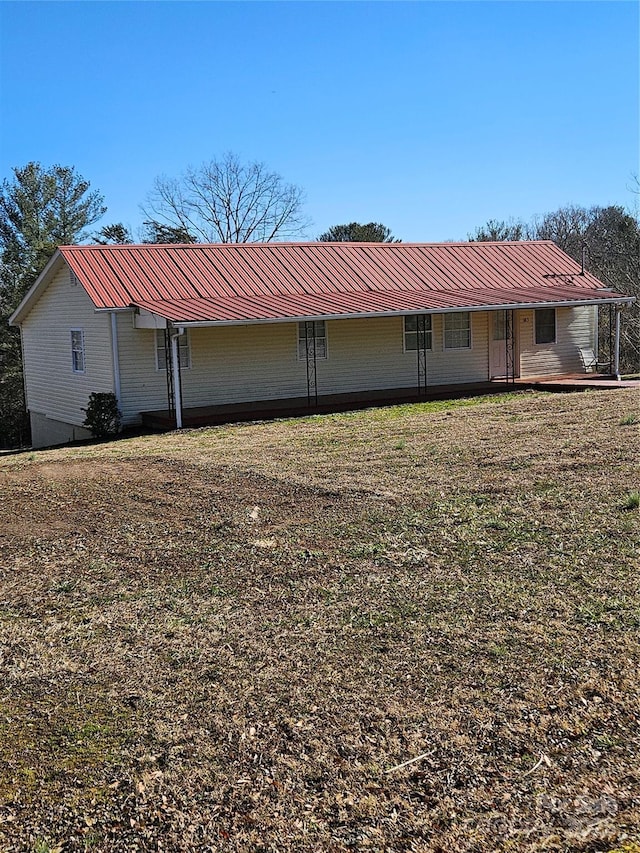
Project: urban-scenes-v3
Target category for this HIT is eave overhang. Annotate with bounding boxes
[124,289,634,328]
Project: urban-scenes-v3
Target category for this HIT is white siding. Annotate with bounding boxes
[117,319,313,422]
[20,265,114,426]
[318,313,488,391]
[518,306,596,377]
[116,313,171,424]
[117,312,490,420]
[186,323,307,403]
[118,320,314,422]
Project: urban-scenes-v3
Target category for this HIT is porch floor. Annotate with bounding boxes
[510,373,640,391]
[140,374,637,431]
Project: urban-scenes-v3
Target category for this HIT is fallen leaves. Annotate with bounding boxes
[0,389,638,851]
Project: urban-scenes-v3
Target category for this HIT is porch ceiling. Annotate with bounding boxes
[131,282,630,326]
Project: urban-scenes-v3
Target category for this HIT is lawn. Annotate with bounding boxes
[0,389,638,852]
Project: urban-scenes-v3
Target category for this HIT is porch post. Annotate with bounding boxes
[304,321,318,407]
[416,314,428,397]
[613,306,621,380]
[110,312,122,408]
[170,328,184,429]
[505,310,514,384]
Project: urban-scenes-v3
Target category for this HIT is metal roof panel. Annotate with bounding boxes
[57,242,630,324]
[130,282,627,325]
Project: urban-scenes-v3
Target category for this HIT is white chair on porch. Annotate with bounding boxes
[578,347,611,374]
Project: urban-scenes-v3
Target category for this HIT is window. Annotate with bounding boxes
[404,315,432,351]
[298,321,327,360]
[535,308,556,344]
[156,329,191,370]
[492,310,506,341]
[70,329,85,373]
[444,312,471,349]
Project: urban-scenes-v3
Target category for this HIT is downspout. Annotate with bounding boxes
[613,306,622,380]
[170,326,185,429]
[110,312,122,408]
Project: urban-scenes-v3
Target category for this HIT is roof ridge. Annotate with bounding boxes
[61,239,557,250]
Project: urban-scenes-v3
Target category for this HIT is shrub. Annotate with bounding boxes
[622,490,640,511]
[82,392,122,439]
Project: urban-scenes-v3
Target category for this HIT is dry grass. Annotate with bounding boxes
[0,389,638,852]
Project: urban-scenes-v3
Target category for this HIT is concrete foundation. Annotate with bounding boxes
[29,411,93,449]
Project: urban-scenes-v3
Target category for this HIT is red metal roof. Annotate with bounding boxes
[59,242,630,323]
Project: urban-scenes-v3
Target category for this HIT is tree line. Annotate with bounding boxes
[1,156,638,447]
[468,205,640,376]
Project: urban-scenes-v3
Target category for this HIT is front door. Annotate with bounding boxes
[490,311,508,378]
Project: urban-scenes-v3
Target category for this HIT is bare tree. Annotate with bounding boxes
[142,153,310,243]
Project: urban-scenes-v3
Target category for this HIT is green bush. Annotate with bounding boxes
[623,490,640,511]
[82,392,122,439]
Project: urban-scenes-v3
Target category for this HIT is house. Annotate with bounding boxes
[9,241,634,449]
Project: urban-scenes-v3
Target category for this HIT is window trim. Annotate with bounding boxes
[534,308,556,345]
[70,328,86,374]
[297,320,328,361]
[443,311,472,350]
[403,314,433,353]
[155,329,191,371]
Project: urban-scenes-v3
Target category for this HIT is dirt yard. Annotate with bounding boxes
[0,389,638,852]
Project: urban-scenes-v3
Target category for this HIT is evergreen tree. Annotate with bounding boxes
[468,219,527,242]
[93,223,133,244]
[317,222,399,243]
[0,162,106,447]
[141,220,197,244]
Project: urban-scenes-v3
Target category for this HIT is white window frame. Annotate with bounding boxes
[297,320,327,361]
[70,329,85,374]
[155,329,191,371]
[534,308,556,345]
[403,315,433,352]
[443,312,472,350]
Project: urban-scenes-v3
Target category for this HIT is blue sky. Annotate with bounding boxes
[1,1,638,242]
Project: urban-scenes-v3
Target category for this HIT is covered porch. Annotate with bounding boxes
[138,296,632,431]
[140,372,637,431]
